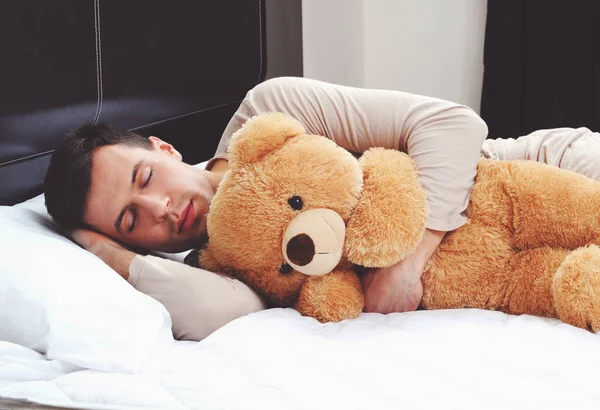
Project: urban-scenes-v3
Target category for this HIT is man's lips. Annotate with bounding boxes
[177,201,194,234]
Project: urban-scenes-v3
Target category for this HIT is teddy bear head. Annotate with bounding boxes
[199,112,365,307]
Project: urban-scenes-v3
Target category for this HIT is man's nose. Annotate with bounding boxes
[136,194,171,221]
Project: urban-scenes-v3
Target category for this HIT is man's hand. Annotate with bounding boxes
[71,229,137,280]
[361,228,446,313]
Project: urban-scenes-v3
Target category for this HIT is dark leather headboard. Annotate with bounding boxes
[0,0,266,205]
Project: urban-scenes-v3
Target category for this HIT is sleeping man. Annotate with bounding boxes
[43,77,600,341]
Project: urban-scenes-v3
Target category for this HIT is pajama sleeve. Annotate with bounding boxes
[481,127,600,181]
[128,254,266,341]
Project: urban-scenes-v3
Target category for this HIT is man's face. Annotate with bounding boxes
[84,137,218,253]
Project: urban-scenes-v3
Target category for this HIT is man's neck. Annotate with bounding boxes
[199,168,226,193]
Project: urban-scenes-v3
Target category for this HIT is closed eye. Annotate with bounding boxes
[127,168,152,233]
[142,167,153,188]
[128,209,138,232]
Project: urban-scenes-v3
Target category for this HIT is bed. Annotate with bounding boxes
[3,301,600,410]
[1,1,600,409]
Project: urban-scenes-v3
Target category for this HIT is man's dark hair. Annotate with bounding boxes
[44,123,153,230]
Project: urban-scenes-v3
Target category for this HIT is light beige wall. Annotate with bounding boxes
[302,0,487,113]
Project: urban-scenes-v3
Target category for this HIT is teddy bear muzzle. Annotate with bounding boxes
[281,208,346,276]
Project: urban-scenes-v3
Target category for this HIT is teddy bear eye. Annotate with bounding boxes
[288,196,303,210]
[279,263,293,274]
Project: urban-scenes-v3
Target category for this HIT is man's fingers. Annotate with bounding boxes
[362,267,424,314]
[363,280,395,314]
[360,268,376,289]
[361,268,379,312]
[69,229,115,252]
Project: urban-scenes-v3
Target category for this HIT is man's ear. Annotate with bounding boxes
[148,136,183,161]
[228,112,306,167]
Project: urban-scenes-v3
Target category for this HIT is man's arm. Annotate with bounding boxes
[71,229,265,341]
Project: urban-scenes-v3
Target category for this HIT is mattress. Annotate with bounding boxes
[2,308,599,410]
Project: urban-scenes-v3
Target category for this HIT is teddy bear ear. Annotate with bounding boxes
[228,112,306,167]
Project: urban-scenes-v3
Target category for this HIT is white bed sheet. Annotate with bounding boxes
[1,308,600,410]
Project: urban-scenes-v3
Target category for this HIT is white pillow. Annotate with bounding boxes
[0,195,174,373]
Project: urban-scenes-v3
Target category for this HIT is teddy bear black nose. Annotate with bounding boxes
[286,233,315,266]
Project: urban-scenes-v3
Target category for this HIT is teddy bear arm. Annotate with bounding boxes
[294,269,364,323]
[345,148,428,268]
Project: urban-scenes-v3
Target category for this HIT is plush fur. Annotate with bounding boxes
[201,112,600,329]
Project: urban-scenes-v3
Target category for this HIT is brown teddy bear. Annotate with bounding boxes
[200,112,600,330]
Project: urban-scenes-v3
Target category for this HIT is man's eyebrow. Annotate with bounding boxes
[114,159,144,235]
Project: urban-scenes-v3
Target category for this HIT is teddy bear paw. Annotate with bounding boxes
[553,245,600,331]
[295,269,364,323]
